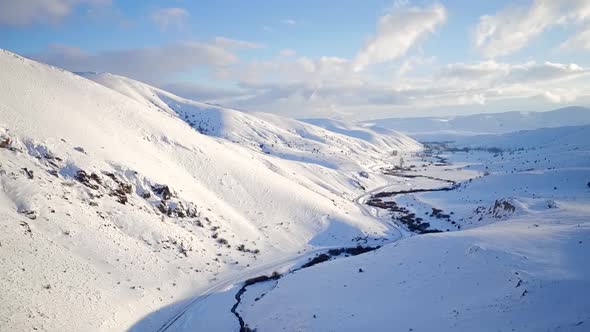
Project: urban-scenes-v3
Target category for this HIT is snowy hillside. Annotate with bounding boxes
[240,210,590,331]
[362,106,590,141]
[0,50,419,331]
[80,72,420,171]
[301,118,414,149]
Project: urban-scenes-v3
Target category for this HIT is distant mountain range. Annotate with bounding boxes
[359,106,590,141]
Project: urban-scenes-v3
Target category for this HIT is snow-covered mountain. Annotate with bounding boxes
[453,124,590,150]
[0,50,418,331]
[362,106,590,141]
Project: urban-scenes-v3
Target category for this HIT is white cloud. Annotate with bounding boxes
[506,61,587,83]
[565,0,590,22]
[439,60,588,85]
[352,4,446,72]
[280,19,297,25]
[279,49,296,57]
[213,37,264,49]
[163,82,246,102]
[560,27,590,51]
[428,60,590,108]
[30,41,240,84]
[396,55,437,77]
[474,0,590,58]
[0,0,109,26]
[218,55,354,88]
[541,89,579,103]
[212,56,590,118]
[31,38,589,119]
[474,1,556,58]
[150,7,189,31]
[392,0,409,9]
[439,60,508,82]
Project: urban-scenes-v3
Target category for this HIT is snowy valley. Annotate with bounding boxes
[1,49,589,332]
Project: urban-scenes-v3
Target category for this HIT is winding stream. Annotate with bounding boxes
[230,166,466,329]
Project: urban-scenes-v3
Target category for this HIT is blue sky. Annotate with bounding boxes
[1,0,590,120]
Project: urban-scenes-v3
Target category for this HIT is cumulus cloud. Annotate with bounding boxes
[353,4,446,72]
[150,7,189,31]
[30,41,240,84]
[474,2,554,58]
[211,56,590,118]
[0,0,110,26]
[474,0,590,57]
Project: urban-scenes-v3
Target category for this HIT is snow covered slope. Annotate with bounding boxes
[210,121,590,331]
[242,211,590,331]
[80,72,420,171]
[301,117,415,150]
[363,106,590,141]
[0,50,419,331]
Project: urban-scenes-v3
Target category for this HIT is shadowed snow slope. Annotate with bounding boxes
[0,50,418,330]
